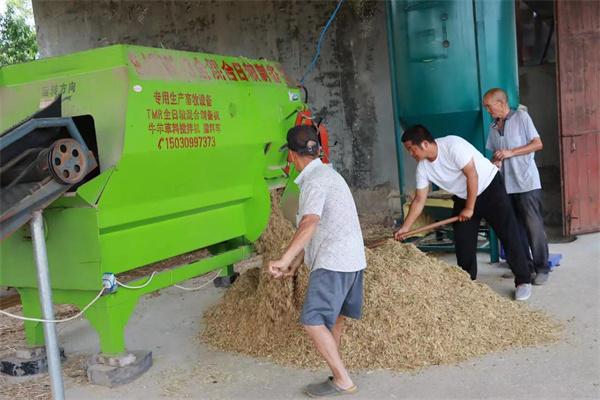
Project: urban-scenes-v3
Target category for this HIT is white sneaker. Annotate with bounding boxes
[515,283,532,301]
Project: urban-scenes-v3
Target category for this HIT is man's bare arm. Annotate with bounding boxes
[282,250,305,277]
[268,215,319,277]
[460,159,478,221]
[394,187,428,241]
[281,215,319,265]
[494,137,543,162]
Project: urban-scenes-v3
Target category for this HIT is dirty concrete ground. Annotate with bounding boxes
[2,233,599,400]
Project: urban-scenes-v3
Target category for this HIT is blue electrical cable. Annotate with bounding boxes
[300,0,346,85]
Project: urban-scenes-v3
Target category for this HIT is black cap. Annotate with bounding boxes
[279,125,320,156]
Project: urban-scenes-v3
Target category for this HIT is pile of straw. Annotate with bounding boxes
[201,194,561,371]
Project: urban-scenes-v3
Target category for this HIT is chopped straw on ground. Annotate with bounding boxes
[201,192,561,371]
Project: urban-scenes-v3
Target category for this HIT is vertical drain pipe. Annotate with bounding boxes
[30,210,65,400]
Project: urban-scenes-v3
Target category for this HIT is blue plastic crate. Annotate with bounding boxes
[548,253,562,270]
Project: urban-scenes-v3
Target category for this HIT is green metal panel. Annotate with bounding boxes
[0,45,300,354]
[0,207,101,290]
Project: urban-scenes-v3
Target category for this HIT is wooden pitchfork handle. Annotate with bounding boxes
[366,216,459,248]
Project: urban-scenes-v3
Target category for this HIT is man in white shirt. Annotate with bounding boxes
[484,88,550,285]
[269,125,366,397]
[394,125,532,301]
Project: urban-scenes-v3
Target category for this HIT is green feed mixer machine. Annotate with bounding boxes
[0,45,319,387]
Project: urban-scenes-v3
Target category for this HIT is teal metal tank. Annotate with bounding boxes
[387,0,519,182]
[387,0,519,261]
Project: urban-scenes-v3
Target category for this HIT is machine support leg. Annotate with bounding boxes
[214,264,238,288]
[18,288,46,346]
[30,211,65,400]
[220,264,235,277]
[83,297,153,386]
[84,297,137,355]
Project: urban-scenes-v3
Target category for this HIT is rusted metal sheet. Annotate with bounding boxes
[556,0,600,235]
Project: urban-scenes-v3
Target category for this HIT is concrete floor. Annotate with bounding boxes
[34,233,600,399]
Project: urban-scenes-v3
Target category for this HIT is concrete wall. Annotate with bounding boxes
[31,0,399,211]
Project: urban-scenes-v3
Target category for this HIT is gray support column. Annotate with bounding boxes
[30,210,65,400]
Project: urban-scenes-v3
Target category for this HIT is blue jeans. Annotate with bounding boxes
[509,189,550,274]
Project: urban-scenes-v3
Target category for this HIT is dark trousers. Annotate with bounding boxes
[509,189,550,274]
[452,173,531,286]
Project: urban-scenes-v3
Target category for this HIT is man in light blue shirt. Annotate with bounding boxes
[484,88,550,284]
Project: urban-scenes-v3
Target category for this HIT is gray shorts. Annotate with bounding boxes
[300,268,364,330]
